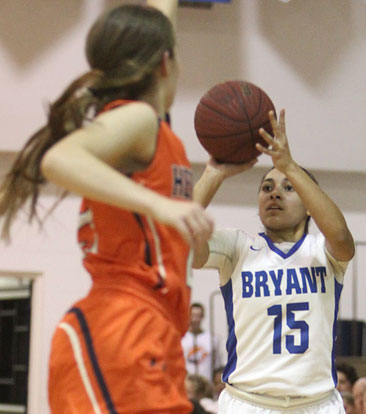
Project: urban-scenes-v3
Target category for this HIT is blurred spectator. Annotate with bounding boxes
[182,303,223,381]
[190,399,208,414]
[337,362,359,393]
[353,377,366,414]
[213,366,225,400]
[341,391,356,414]
[185,374,218,414]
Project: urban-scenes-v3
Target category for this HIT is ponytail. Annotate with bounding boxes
[0,70,103,241]
[1,4,176,241]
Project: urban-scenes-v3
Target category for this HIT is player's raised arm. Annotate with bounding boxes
[258,109,355,262]
[41,103,158,214]
[284,164,354,262]
[194,158,257,209]
[41,105,213,247]
[192,157,256,269]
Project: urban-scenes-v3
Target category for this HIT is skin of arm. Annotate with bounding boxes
[258,110,355,262]
[192,238,210,269]
[41,102,213,246]
[192,158,257,268]
[193,159,256,209]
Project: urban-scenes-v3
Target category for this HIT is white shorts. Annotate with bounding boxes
[218,388,345,414]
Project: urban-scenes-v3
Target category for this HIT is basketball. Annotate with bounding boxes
[194,80,276,163]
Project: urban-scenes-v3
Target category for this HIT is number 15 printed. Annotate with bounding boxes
[267,302,309,354]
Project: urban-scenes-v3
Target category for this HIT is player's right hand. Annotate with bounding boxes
[257,109,295,175]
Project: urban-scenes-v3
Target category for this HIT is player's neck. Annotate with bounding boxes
[138,80,167,118]
[265,226,306,244]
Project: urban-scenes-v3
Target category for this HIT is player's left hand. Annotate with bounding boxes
[256,109,295,174]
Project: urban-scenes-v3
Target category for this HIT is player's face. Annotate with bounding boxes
[190,307,204,331]
[337,371,353,393]
[258,169,308,234]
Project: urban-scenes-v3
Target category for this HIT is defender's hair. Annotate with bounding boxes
[0,5,175,240]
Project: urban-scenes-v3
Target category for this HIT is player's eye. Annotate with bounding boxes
[262,184,272,192]
[284,184,294,192]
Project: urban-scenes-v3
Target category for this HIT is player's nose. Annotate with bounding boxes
[270,194,281,199]
[269,189,282,199]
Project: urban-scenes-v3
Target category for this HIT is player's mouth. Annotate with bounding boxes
[266,203,283,211]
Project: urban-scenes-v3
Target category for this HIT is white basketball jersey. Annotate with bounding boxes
[205,229,348,397]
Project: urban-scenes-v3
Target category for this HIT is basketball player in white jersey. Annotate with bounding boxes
[193,109,355,414]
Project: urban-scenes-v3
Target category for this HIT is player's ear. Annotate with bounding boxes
[159,50,171,77]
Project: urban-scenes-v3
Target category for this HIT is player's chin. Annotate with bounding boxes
[261,217,286,232]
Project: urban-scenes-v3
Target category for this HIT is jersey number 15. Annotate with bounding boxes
[267,302,309,354]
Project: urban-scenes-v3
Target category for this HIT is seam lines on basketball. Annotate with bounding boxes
[195,131,253,139]
[254,91,264,158]
[198,101,251,124]
[228,82,256,159]
[196,96,252,139]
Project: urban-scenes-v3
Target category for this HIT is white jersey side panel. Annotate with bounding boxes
[205,230,348,397]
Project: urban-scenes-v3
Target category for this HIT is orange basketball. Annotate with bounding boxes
[194,80,276,163]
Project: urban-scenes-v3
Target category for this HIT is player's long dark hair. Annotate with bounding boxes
[259,166,318,234]
[0,5,175,241]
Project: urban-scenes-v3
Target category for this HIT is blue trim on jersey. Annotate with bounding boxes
[259,232,307,259]
[68,307,117,414]
[220,280,237,384]
[332,278,343,386]
[133,213,152,266]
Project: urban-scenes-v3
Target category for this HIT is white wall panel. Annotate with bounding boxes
[1,1,365,170]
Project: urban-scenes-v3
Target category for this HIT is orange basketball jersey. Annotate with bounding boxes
[77,100,193,335]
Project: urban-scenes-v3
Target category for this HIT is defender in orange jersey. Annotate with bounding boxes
[0,1,256,412]
[47,99,196,414]
[0,2,212,413]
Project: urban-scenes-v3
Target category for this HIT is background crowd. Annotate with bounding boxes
[182,304,366,414]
